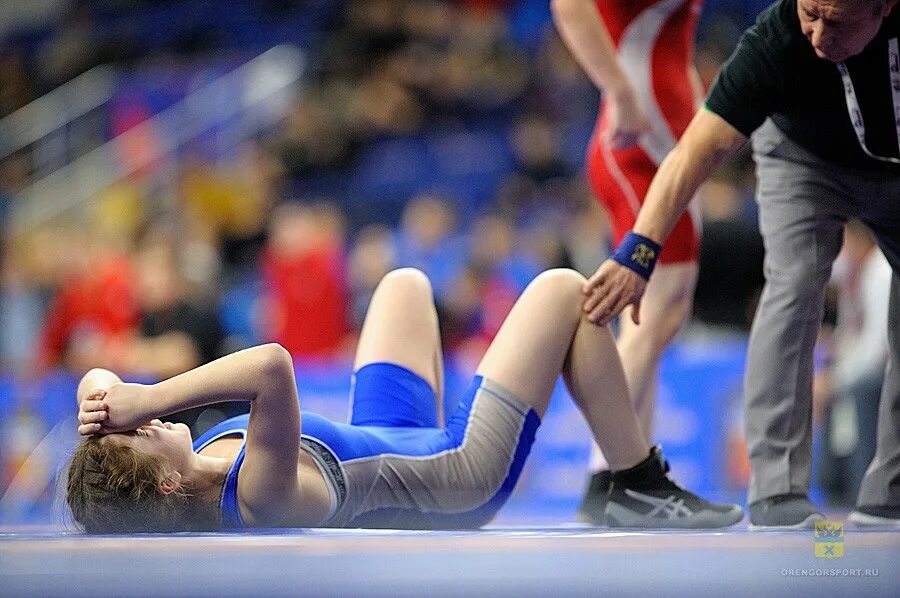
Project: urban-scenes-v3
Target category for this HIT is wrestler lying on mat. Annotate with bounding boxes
[68,268,742,532]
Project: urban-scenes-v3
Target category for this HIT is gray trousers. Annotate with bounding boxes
[747,119,900,506]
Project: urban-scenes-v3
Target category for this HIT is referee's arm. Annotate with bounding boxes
[633,108,747,246]
[582,108,747,325]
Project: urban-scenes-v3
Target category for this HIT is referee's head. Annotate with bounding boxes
[797,0,897,62]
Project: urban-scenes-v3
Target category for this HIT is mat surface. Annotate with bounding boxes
[2,525,898,597]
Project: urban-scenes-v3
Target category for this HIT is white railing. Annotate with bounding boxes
[0,65,118,162]
[6,45,305,233]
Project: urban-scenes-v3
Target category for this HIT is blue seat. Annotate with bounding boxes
[350,129,518,225]
[350,137,436,224]
[426,130,514,212]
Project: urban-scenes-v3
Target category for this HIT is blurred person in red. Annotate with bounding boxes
[552,0,706,523]
[262,202,350,358]
[35,229,138,374]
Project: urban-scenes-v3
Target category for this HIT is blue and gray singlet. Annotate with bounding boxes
[192,363,541,529]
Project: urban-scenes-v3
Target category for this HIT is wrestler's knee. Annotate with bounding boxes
[528,268,586,301]
[377,268,434,300]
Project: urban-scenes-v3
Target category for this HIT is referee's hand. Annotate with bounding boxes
[582,259,647,326]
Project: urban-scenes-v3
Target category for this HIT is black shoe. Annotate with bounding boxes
[605,446,744,529]
[849,505,900,528]
[576,470,612,525]
[748,493,824,529]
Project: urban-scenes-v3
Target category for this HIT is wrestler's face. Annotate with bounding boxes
[798,0,897,63]
[114,420,194,475]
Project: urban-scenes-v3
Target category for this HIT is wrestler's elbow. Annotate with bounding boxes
[76,368,122,407]
[256,343,295,383]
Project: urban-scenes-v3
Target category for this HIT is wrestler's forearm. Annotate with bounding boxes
[633,108,746,244]
[144,344,304,498]
[143,344,297,417]
[551,0,630,96]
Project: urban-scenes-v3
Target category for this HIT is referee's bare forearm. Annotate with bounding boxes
[633,109,747,244]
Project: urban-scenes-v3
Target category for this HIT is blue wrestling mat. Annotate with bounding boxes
[2,525,897,597]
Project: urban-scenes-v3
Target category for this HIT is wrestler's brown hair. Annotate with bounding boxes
[66,436,218,533]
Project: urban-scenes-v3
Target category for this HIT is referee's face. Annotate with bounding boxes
[797,0,897,62]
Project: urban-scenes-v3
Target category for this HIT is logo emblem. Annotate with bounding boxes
[631,243,656,269]
[814,521,844,558]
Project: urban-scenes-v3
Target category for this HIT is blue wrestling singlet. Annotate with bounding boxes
[192,363,541,529]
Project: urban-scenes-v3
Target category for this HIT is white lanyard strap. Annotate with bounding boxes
[836,37,900,165]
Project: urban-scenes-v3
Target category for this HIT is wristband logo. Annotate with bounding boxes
[631,244,657,269]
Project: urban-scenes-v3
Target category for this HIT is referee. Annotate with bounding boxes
[581,0,900,528]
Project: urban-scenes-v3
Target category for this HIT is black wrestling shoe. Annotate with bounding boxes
[849,505,900,528]
[575,470,612,525]
[748,493,825,529]
[606,446,744,529]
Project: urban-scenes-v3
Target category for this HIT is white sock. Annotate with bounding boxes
[588,442,610,473]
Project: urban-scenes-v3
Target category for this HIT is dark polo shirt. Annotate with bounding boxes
[706,0,900,174]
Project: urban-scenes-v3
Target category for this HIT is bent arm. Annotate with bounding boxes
[83,344,300,439]
[142,344,303,523]
[82,344,303,519]
[135,344,295,415]
[145,345,301,476]
[633,108,747,244]
[580,109,747,324]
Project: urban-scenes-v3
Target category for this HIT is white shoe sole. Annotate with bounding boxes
[848,510,900,528]
[748,512,825,530]
[607,506,745,529]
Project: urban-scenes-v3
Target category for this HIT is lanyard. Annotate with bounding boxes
[836,37,900,165]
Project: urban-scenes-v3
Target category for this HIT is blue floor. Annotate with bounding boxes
[2,525,897,597]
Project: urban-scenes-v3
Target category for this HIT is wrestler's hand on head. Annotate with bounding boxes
[78,389,108,436]
[582,259,647,326]
[78,382,153,435]
[605,85,651,150]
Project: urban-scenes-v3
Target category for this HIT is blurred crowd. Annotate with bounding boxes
[0,0,764,375]
[0,0,889,510]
